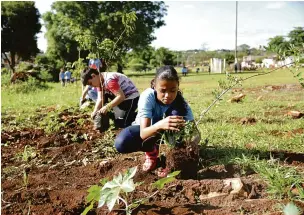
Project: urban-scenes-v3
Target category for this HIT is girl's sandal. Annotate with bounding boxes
[157,167,170,178]
[142,146,158,172]
[142,157,157,172]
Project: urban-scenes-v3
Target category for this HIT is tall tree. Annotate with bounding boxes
[267,36,290,56]
[288,27,304,48]
[126,46,156,69]
[237,44,250,55]
[43,1,167,68]
[155,47,175,66]
[1,1,41,72]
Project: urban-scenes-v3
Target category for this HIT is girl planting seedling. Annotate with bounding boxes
[115,65,200,178]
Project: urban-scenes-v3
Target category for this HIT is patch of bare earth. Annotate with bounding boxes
[2,108,304,215]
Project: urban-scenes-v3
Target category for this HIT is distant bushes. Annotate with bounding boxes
[6,77,49,94]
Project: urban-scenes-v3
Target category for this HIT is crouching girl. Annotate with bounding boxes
[115,65,196,177]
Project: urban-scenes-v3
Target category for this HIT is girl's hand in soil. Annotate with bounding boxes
[91,111,97,119]
[99,105,109,115]
[155,116,185,131]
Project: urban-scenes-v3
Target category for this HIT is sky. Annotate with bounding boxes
[35,1,304,52]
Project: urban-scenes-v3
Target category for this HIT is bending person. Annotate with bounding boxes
[114,65,198,177]
[81,68,139,129]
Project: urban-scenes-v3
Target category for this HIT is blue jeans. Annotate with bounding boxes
[86,89,98,102]
[115,99,186,153]
[115,125,161,153]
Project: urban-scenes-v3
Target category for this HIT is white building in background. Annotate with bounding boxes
[277,56,294,67]
[210,58,225,73]
[262,56,294,68]
[262,58,275,68]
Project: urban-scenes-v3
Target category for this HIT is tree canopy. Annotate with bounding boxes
[1,1,41,71]
[267,27,304,57]
[43,1,167,65]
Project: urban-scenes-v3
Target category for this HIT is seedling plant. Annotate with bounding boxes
[82,166,180,215]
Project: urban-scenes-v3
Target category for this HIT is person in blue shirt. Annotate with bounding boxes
[59,68,65,87]
[64,69,72,84]
[182,66,187,76]
[80,85,98,103]
[115,65,196,177]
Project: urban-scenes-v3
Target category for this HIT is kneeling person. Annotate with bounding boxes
[81,68,139,129]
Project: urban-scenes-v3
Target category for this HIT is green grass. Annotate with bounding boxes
[2,69,304,150]
[233,155,304,200]
[2,69,303,151]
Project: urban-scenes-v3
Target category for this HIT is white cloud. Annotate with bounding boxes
[265,2,286,9]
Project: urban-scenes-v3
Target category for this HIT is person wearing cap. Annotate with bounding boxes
[81,67,140,128]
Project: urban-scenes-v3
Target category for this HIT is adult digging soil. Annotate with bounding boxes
[115,65,201,178]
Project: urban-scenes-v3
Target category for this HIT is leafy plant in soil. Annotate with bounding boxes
[233,155,304,200]
[23,169,29,188]
[39,112,66,134]
[20,145,35,189]
[22,145,37,162]
[82,166,180,215]
[92,128,117,159]
[283,202,302,215]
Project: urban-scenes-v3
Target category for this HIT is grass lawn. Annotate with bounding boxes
[2,68,304,155]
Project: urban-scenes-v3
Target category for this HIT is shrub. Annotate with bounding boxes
[255,58,263,64]
[38,68,53,81]
[8,77,49,94]
[16,62,33,72]
[127,58,145,72]
[1,67,10,74]
[1,72,11,87]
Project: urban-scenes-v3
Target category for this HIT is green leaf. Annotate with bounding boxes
[296,72,303,77]
[102,180,120,190]
[153,177,176,190]
[283,202,302,215]
[167,171,181,178]
[121,179,136,193]
[97,192,107,208]
[113,172,123,183]
[106,187,120,211]
[86,185,102,203]
[97,188,112,208]
[81,201,94,215]
[99,178,108,186]
[152,171,180,190]
[123,166,138,181]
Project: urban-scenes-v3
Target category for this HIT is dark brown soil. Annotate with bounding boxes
[2,109,304,215]
[165,136,200,179]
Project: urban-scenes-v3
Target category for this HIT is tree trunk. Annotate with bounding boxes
[11,51,16,72]
[117,62,123,74]
[2,52,15,73]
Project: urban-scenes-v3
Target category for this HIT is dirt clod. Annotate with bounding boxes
[287,110,303,119]
[229,93,246,103]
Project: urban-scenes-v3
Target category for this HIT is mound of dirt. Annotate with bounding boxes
[165,137,200,179]
[239,117,256,125]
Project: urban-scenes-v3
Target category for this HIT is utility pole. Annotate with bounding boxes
[234,1,238,73]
